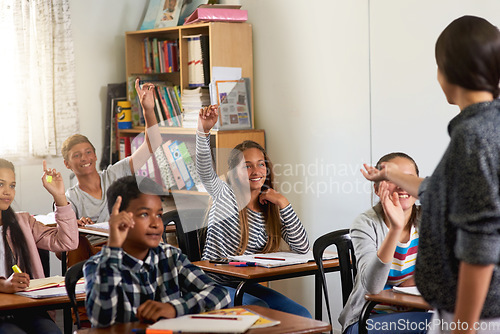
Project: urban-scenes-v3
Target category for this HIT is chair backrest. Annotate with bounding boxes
[162,209,206,262]
[37,248,50,277]
[64,260,86,329]
[312,229,357,330]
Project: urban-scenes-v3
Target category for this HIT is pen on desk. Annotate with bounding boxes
[253,256,286,261]
[190,315,240,320]
[12,265,22,273]
[131,328,175,334]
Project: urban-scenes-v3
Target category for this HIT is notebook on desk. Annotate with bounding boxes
[16,282,85,299]
[148,313,259,333]
[229,250,338,268]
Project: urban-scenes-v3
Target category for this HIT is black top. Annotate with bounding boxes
[416,99,500,318]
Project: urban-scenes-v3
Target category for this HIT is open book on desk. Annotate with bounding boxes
[229,250,338,268]
[16,281,85,299]
[148,313,259,333]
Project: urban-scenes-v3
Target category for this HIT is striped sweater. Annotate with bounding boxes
[374,224,419,313]
[196,134,310,261]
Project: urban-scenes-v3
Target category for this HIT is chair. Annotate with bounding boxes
[162,209,206,262]
[37,248,50,277]
[65,260,86,329]
[313,229,357,333]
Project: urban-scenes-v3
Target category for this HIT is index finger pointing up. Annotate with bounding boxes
[112,196,122,215]
[42,160,47,172]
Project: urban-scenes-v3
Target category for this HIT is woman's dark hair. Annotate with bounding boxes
[436,15,500,98]
[373,152,420,227]
[0,159,33,277]
[227,140,281,254]
[107,176,165,213]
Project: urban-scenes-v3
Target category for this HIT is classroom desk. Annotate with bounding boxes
[75,305,331,334]
[78,223,176,237]
[193,259,340,321]
[359,289,432,334]
[0,292,86,334]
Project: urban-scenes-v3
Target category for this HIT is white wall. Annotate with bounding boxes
[11,0,500,331]
[243,0,500,332]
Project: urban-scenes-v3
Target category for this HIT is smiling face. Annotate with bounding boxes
[0,168,15,212]
[122,193,163,259]
[237,148,267,192]
[64,142,97,176]
[375,157,418,213]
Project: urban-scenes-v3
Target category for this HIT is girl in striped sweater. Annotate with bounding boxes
[339,153,432,334]
[196,105,311,318]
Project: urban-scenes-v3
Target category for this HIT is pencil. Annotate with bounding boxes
[190,315,240,320]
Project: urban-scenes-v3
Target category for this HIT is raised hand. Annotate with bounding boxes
[42,160,67,206]
[198,105,219,133]
[135,78,156,112]
[259,188,290,209]
[379,181,405,231]
[136,300,176,322]
[1,272,30,293]
[360,161,399,182]
[107,196,135,249]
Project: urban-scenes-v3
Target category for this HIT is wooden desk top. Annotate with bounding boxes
[75,305,331,334]
[0,292,86,312]
[78,224,176,237]
[365,289,432,310]
[193,259,339,280]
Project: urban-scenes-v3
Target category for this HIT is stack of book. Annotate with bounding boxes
[181,87,210,128]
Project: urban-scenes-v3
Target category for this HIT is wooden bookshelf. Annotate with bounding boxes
[119,22,264,194]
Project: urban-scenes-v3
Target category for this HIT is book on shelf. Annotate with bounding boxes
[119,137,131,161]
[154,144,177,190]
[142,38,179,74]
[131,135,154,180]
[184,5,248,25]
[161,141,185,190]
[177,141,206,192]
[168,140,195,190]
[181,87,210,128]
[184,34,205,88]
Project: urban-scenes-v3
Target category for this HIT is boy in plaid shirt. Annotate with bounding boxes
[84,176,230,327]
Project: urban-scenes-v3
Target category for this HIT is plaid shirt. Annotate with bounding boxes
[83,244,230,327]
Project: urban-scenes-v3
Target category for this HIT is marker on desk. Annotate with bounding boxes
[131,329,174,334]
[253,256,286,261]
[12,265,22,273]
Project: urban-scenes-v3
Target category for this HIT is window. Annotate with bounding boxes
[0,0,79,158]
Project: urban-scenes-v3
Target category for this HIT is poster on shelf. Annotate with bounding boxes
[214,78,252,130]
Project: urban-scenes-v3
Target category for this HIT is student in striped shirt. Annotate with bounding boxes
[339,153,432,334]
[196,105,311,318]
